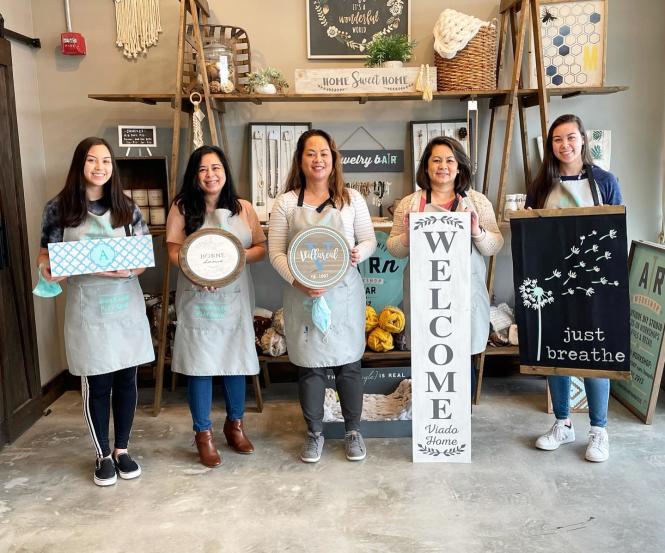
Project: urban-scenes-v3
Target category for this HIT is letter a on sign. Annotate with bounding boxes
[409,211,472,463]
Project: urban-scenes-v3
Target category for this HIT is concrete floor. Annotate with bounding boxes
[1,376,664,553]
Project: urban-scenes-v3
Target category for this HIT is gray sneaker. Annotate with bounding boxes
[345,430,366,461]
[300,431,324,463]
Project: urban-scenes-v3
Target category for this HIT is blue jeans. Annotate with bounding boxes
[187,375,246,432]
[548,375,609,427]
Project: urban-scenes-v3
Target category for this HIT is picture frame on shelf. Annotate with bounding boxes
[306,0,411,59]
[528,0,607,88]
[410,119,471,190]
[249,122,311,222]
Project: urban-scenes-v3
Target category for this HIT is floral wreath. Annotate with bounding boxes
[313,0,404,52]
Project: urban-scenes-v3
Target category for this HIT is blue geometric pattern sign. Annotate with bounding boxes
[48,235,155,277]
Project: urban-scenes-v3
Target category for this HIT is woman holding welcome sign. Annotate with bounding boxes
[166,145,266,468]
[269,129,376,463]
[386,136,503,399]
[526,114,623,463]
[36,137,154,486]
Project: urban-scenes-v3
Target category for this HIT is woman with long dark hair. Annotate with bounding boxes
[38,137,154,486]
[526,114,622,462]
[166,145,266,467]
[269,129,376,463]
[387,136,503,397]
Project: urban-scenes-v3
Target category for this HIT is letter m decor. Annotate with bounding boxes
[409,212,471,463]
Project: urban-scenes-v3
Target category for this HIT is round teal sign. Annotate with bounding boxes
[358,231,407,311]
[89,243,116,268]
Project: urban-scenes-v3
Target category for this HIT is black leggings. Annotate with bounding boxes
[81,366,138,458]
[297,361,363,433]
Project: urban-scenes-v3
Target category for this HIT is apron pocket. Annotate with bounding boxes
[178,288,243,331]
[80,280,138,327]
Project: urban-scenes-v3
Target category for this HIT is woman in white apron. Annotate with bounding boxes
[269,129,376,463]
[526,114,623,463]
[37,137,154,486]
[166,145,266,468]
[386,137,503,400]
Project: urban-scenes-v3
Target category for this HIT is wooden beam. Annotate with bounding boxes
[180,0,210,17]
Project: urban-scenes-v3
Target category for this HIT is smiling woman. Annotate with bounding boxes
[268,128,377,463]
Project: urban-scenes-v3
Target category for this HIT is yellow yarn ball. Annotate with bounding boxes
[378,306,405,333]
[367,327,394,352]
[365,305,379,333]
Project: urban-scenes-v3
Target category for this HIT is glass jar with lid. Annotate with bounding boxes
[202,40,235,93]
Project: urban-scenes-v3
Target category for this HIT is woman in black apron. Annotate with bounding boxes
[386,137,503,399]
[37,137,154,486]
[268,130,376,463]
[527,114,623,463]
[166,145,266,468]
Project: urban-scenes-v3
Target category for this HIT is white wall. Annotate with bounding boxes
[1,1,65,384]
[6,0,665,364]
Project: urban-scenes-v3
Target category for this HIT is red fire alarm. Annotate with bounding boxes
[60,0,86,56]
[61,32,86,56]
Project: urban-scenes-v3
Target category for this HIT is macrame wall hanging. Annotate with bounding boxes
[190,93,205,150]
[114,0,162,59]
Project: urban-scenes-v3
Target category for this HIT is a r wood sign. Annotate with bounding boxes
[409,212,471,463]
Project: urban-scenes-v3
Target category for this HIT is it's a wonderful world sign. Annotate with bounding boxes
[409,212,471,463]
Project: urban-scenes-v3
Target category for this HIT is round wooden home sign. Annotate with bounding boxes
[287,226,350,289]
[179,228,245,287]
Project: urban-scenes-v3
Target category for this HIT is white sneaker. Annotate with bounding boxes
[535,419,575,451]
[585,426,609,462]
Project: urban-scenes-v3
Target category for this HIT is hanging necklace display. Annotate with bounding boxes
[268,130,280,199]
[282,130,294,172]
[415,129,425,164]
[372,181,392,218]
[190,92,205,150]
[252,130,266,207]
[346,181,371,198]
[114,0,162,59]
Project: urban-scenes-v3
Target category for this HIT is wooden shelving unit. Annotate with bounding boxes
[89,0,626,411]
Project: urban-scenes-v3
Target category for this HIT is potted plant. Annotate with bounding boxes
[365,33,416,68]
[245,67,289,94]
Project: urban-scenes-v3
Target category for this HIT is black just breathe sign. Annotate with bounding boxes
[510,207,631,379]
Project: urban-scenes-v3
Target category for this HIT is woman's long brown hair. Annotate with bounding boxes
[57,137,133,228]
[527,114,594,209]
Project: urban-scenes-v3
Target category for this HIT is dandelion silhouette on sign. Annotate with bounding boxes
[519,279,554,361]
[520,227,620,361]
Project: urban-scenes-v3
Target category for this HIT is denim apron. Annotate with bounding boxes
[402,190,490,355]
[63,212,154,376]
[283,188,366,367]
[172,208,259,376]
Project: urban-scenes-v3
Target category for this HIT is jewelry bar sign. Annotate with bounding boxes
[341,149,404,172]
[410,212,471,463]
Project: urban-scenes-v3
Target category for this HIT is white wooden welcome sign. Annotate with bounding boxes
[295,67,437,94]
[410,212,471,463]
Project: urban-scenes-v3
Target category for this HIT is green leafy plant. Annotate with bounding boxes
[364,33,416,67]
[244,67,289,93]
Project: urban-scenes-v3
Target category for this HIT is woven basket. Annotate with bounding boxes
[434,23,497,91]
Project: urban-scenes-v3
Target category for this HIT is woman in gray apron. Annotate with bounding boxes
[269,130,376,463]
[386,137,503,400]
[166,145,266,468]
[526,114,623,463]
[37,137,154,486]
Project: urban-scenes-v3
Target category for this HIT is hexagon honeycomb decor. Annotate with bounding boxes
[537,1,606,88]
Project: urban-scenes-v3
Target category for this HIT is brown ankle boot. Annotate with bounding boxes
[194,429,221,467]
[223,418,254,454]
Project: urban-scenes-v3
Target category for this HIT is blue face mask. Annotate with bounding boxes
[311,296,332,336]
[32,266,62,298]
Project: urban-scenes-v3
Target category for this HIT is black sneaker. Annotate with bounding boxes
[94,457,117,487]
[114,452,142,480]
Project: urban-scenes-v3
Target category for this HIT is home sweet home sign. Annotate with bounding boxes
[409,212,471,463]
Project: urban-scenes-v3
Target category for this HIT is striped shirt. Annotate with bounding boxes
[268,188,377,284]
